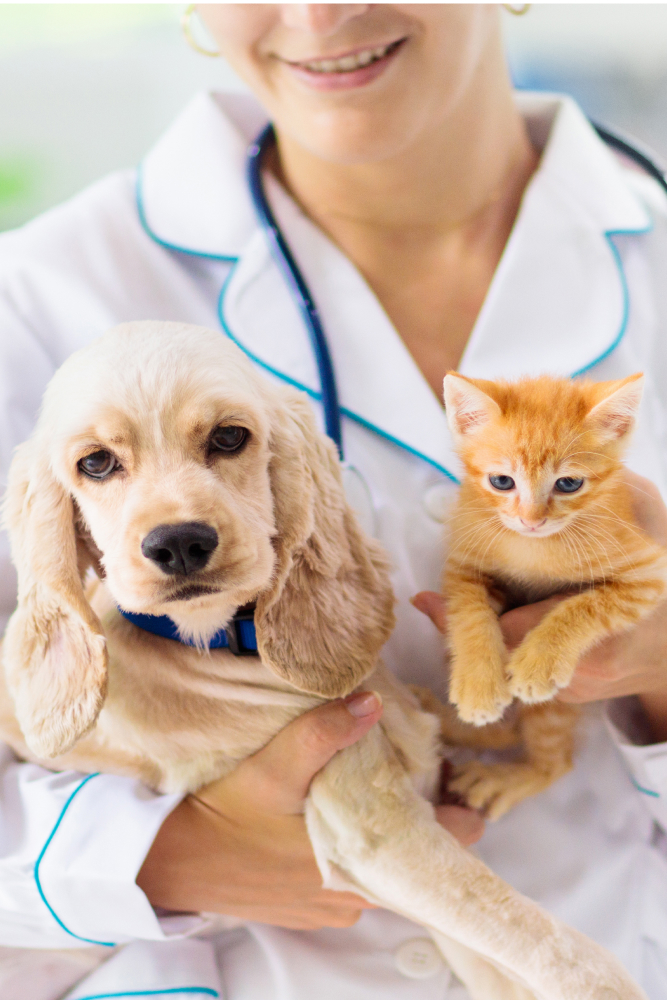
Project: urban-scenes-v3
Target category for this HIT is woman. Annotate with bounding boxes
[2,5,667,998]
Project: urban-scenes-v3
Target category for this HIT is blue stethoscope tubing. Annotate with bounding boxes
[247,124,344,458]
[246,120,667,465]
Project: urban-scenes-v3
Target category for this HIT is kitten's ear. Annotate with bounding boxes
[443,373,501,438]
[585,373,644,442]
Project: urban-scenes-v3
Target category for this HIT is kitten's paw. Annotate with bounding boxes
[450,674,512,726]
[506,646,575,704]
[450,761,557,821]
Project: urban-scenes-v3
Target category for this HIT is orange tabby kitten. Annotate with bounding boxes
[440,372,667,819]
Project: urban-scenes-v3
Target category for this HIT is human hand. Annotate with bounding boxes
[137,692,484,928]
[413,471,667,741]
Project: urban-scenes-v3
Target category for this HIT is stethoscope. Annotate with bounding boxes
[246,119,667,471]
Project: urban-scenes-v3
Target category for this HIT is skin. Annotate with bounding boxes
[138,4,667,925]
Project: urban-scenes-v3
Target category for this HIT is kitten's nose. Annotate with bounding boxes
[520,517,547,530]
[142,522,218,575]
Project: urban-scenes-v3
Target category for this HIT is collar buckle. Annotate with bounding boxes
[225,602,257,656]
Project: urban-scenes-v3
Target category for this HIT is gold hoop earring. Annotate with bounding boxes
[181,3,221,58]
[503,3,531,14]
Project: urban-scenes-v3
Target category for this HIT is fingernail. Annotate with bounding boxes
[345,691,381,718]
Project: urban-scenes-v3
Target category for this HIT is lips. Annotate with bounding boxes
[281,38,406,91]
[165,583,221,602]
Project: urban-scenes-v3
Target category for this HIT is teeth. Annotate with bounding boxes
[299,42,394,74]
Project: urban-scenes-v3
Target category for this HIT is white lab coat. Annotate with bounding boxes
[2,90,667,1000]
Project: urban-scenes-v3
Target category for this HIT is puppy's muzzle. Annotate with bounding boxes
[141,522,218,576]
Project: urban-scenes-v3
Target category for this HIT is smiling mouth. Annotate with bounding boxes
[286,38,406,74]
[166,584,221,602]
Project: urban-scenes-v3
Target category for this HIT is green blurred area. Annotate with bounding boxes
[0,4,178,50]
[0,156,39,204]
[0,3,200,231]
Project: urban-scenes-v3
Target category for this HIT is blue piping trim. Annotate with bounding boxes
[135,167,237,263]
[338,408,460,483]
[34,773,116,947]
[216,267,460,483]
[70,991,218,1000]
[632,776,660,799]
[571,223,653,378]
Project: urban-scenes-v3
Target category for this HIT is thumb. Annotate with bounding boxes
[411,591,448,634]
[222,692,383,815]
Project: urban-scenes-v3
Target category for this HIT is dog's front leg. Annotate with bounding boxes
[306,726,646,1000]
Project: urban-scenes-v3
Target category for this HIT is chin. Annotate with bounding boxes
[167,595,245,646]
[286,104,425,166]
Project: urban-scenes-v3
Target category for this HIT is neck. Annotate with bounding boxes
[272,39,536,248]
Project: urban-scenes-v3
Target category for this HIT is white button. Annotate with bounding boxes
[394,937,447,980]
[423,483,456,523]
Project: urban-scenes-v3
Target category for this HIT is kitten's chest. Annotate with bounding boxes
[475,533,613,598]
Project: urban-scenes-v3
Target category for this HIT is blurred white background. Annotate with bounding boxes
[1,3,666,232]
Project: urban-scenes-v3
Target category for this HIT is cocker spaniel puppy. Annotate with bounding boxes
[0,322,645,1000]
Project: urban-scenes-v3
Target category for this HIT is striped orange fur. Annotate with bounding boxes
[440,372,667,819]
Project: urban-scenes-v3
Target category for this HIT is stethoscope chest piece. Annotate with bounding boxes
[341,463,377,537]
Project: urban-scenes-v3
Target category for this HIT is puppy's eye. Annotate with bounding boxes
[78,450,119,480]
[209,425,249,455]
[489,475,515,491]
[554,477,584,493]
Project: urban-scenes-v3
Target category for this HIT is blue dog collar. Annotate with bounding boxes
[118,603,257,656]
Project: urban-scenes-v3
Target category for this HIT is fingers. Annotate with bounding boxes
[623,469,667,546]
[499,595,564,650]
[434,804,485,846]
[226,692,383,814]
[411,591,448,633]
[411,588,564,653]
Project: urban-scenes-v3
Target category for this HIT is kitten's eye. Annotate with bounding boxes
[489,475,515,491]
[78,450,119,480]
[209,425,249,455]
[554,477,584,494]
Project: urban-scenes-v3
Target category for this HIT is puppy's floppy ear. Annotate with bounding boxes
[2,440,107,758]
[255,392,395,698]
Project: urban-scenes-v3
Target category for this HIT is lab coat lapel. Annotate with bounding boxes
[222,175,462,479]
[139,91,268,258]
[459,95,651,379]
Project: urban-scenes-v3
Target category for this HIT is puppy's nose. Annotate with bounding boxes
[141,522,218,576]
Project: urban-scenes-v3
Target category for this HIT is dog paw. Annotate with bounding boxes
[449,674,512,726]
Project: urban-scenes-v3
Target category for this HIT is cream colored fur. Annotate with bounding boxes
[0,323,646,1000]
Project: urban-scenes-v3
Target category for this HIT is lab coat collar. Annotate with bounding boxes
[139,91,269,259]
[459,93,652,380]
[139,90,653,479]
